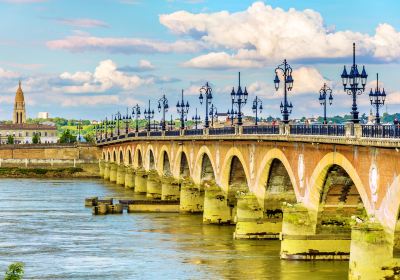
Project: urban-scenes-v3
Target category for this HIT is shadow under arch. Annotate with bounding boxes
[305,152,371,214]
[126,147,133,166]
[193,146,217,185]
[119,149,124,164]
[161,150,171,176]
[178,151,190,178]
[134,145,144,169]
[113,150,117,162]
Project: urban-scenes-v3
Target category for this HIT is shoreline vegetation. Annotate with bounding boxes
[0,167,99,178]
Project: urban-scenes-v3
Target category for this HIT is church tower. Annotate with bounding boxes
[13,81,26,124]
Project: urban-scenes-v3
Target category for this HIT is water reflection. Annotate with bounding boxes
[0,179,348,279]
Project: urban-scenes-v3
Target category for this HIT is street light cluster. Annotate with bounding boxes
[95,43,389,140]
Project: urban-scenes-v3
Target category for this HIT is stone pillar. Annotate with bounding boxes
[134,169,147,193]
[103,162,110,180]
[146,170,161,199]
[116,164,126,185]
[161,176,180,201]
[353,123,362,138]
[109,162,117,182]
[99,160,105,177]
[180,179,204,213]
[124,167,135,189]
[203,182,232,224]
[234,193,279,239]
[281,203,316,235]
[349,222,395,280]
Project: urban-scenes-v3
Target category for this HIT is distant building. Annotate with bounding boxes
[0,82,57,144]
[37,112,49,119]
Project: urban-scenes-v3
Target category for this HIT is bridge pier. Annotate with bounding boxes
[103,162,110,180]
[109,162,117,182]
[280,203,351,260]
[349,222,396,280]
[134,169,147,193]
[124,167,135,189]
[179,179,204,213]
[203,182,232,224]
[116,164,126,185]
[234,193,280,239]
[161,176,180,201]
[146,170,161,199]
[99,160,105,177]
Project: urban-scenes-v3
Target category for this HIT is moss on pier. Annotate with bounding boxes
[0,166,96,178]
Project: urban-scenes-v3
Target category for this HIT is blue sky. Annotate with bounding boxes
[0,0,399,121]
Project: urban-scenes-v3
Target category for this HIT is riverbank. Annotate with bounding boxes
[0,166,100,178]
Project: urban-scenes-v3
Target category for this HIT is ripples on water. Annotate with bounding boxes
[0,179,348,279]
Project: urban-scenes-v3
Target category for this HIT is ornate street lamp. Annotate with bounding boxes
[144,100,154,132]
[167,115,175,131]
[274,59,294,124]
[122,107,131,134]
[131,104,141,132]
[318,83,333,124]
[252,96,263,126]
[158,94,169,131]
[109,115,115,138]
[199,82,213,128]
[209,104,218,127]
[369,73,386,125]
[192,108,201,129]
[76,120,82,142]
[104,117,108,139]
[340,42,368,123]
[114,112,122,136]
[177,89,190,130]
[230,72,248,125]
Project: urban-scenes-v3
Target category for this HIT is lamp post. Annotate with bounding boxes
[227,108,237,125]
[177,89,190,130]
[168,115,175,131]
[114,112,122,136]
[158,94,169,131]
[104,117,108,139]
[252,96,263,126]
[274,59,294,124]
[122,107,131,134]
[199,82,213,128]
[340,43,368,124]
[192,108,201,129]
[369,73,386,125]
[209,104,218,127]
[318,83,333,124]
[76,120,82,142]
[144,100,154,131]
[109,115,115,138]
[131,104,141,132]
[230,72,248,125]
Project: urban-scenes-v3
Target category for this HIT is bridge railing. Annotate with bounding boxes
[138,131,147,137]
[209,127,235,135]
[361,125,400,138]
[165,130,180,136]
[149,131,162,137]
[184,129,203,136]
[290,124,345,136]
[242,125,279,135]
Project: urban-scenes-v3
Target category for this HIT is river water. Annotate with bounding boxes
[0,179,348,279]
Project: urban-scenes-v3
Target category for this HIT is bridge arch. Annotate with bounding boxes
[220,147,250,193]
[305,152,371,214]
[125,146,133,166]
[112,149,117,162]
[157,145,171,176]
[102,151,106,160]
[377,176,400,232]
[146,145,156,170]
[134,145,144,169]
[174,149,190,178]
[193,146,216,185]
[119,148,124,164]
[107,150,111,162]
[255,148,299,203]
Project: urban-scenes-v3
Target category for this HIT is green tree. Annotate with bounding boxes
[32,133,41,144]
[84,133,95,143]
[7,135,14,145]
[4,262,24,280]
[59,129,76,143]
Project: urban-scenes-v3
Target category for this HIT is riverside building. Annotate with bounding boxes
[0,81,57,144]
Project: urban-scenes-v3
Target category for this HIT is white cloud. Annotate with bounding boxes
[58,59,153,94]
[159,1,400,68]
[0,68,20,79]
[138,59,154,70]
[54,18,109,28]
[46,34,204,54]
[183,52,263,69]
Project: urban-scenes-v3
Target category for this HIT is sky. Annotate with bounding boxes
[0,0,400,121]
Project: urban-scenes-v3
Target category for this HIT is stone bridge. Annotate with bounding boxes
[97,124,400,279]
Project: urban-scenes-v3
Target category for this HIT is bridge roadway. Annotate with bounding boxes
[97,123,400,279]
